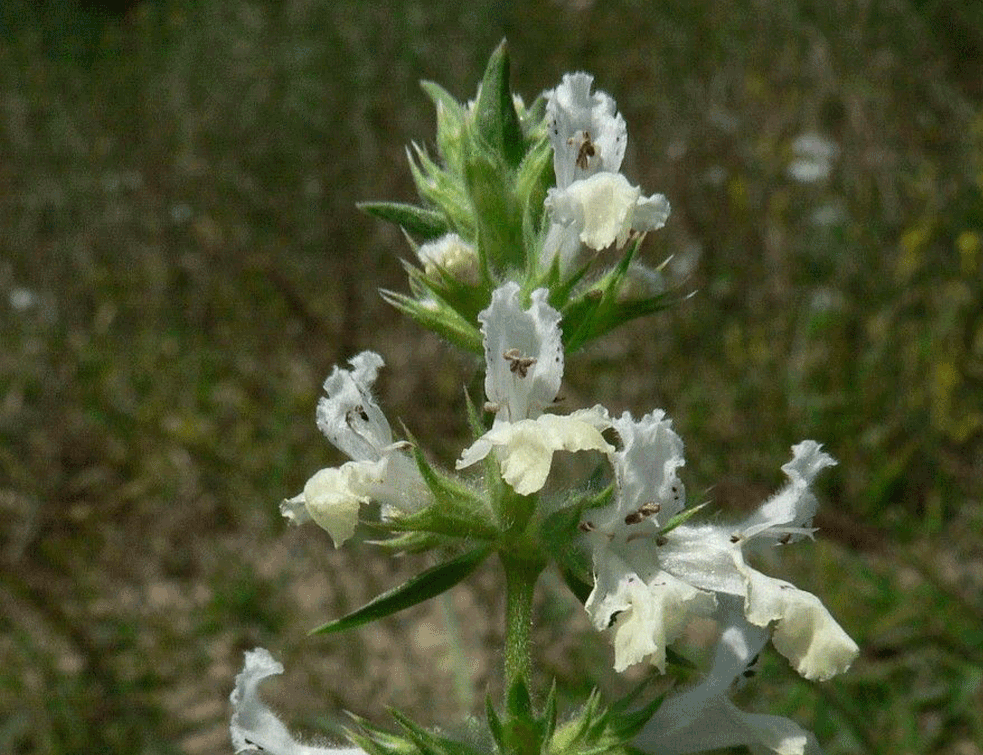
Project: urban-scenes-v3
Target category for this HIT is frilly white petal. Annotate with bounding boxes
[638,695,822,755]
[456,408,613,495]
[480,283,563,422]
[546,72,627,188]
[735,553,859,681]
[315,352,392,461]
[283,454,428,546]
[607,410,686,527]
[586,549,715,673]
[280,492,312,526]
[230,648,364,755]
[741,441,836,541]
[633,192,671,232]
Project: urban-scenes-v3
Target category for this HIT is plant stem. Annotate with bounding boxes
[502,553,538,692]
[500,551,544,755]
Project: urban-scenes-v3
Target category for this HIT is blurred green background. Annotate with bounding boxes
[1,1,981,753]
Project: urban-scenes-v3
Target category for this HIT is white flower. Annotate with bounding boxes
[546,173,671,253]
[546,72,628,189]
[478,283,563,423]
[586,417,859,681]
[456,283,612,495]
[584,411,716,672]
[541,72,671,274]
[635,605,824,755]
[280,352,427,547]
[230,648,365,755]
[416,232,479,284]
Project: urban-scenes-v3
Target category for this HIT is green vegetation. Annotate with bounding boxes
[1,1,980,753]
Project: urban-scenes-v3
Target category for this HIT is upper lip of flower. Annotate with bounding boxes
[315,351,393,461]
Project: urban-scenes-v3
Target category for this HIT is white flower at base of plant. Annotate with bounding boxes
[281,351,427,546]
[230,648,365,755]
[456,283,613,494]
[635,604,823,755]
[546,172,670,252]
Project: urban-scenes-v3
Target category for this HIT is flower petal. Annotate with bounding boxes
[315,352,393,461]
[735,554,859,681]
[586,548,715,673]
[636,615,822,755]
[230,648,364,755]
[547,173,640,251]
[741,441,836,543]
[633,192,671,232]
[546,72,627,188]
[607,410,686,527]
[300,463,379,547]
[457,409,612,495]
[480,284,563,422]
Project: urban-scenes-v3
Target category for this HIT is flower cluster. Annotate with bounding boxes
[544,72,670,271]
[230,42,858,755]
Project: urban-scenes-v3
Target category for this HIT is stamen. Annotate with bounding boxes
[503,348,537,378]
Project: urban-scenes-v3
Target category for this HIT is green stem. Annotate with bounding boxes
[502,554,538,692]
[500,552,545,755]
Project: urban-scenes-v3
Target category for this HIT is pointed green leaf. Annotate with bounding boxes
[514,136,553,232]
[464,385,487,440]
[472,39,523,166]
[666,646,698,670]
[390,709,486,755]
[542,680,558,741]
[421,80,464,118]
[463,151,525,271]
[370,529,445,554]
[658,501,709,536]
[485,696,505,754]
[358,201,449,241]
[380,289,482,354]
[422,81,467,172]
[559,563,594,605]
[310,546,491,635]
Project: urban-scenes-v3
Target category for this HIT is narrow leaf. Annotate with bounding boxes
[310,547,491,635]
[358,201,448,240]
[472,39,523,166]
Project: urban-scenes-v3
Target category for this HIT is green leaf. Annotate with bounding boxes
[463,150,525,271]
[422,81,467,173]
[472,39,523,167]
[658,501,709,536]
[398,427,498,541]
[389,709,487,755]
[310,547,491,635]
[559,563,594,605]
[380,288,482,354]
[486,695,506,753]
[358,201,449,241]
[514,136,553,233]
[406,145,475,236]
